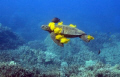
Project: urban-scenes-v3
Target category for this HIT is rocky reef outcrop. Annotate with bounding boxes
[0,23,24,50]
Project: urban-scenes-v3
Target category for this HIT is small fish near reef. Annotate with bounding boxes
[41,18,94,47]
[98,49,101,55]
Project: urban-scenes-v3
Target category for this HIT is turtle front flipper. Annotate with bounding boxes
[50,32,64,47]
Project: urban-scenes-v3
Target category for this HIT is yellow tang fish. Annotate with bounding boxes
[48,22,55,31]
[69,24,76,28]
[58,21,63,25]
[55,34,64,40]
[54,27,62,34]
[87,35,94,40]
[60,37,70,44]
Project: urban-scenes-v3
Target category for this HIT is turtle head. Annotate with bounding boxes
[41,25,50,31]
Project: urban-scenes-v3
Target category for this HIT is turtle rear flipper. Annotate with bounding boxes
[50,32,64,47]
[80,34,90,42]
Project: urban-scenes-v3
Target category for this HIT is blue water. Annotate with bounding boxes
[0,0,120,41]
[0,0,120,76]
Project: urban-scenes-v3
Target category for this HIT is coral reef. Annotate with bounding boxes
[0,61,120,77]
[0,62,37,77]
[0,31,120,77]
[26,40,47,51]
[43,35,101,65]
[0,24,24,50]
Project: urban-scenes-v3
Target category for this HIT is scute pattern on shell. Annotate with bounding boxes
[55,25,85,35]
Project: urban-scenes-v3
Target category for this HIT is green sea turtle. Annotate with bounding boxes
[41,25,94,47]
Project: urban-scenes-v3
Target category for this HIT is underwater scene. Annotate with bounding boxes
[0,0,120,77]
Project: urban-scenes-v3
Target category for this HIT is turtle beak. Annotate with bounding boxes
[41,25,48,31]
[41,25,46,30]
